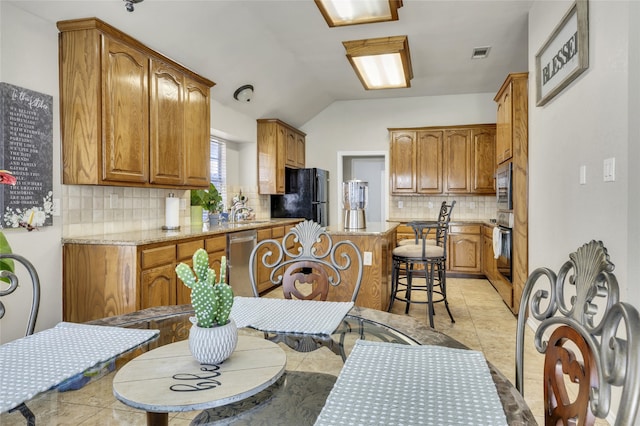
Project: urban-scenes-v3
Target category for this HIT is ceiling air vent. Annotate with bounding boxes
[471,46,491,59]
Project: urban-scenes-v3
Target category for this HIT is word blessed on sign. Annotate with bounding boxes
[535,0,588,106]
[541,31,578,86]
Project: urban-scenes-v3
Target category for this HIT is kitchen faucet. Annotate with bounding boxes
[230,202,253,223]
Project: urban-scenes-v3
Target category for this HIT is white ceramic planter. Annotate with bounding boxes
[188,317,238,364]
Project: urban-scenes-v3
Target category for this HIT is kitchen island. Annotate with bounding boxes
[324,221,399,311]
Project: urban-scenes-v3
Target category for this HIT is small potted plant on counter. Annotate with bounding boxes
[191,183,224,226]
[175,249,237,364]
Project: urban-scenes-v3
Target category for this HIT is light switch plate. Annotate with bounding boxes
[363,251,372,266]
[579,165,586,185]
[603,157,616,182]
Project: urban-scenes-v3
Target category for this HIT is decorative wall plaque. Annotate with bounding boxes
[0,82,53,229]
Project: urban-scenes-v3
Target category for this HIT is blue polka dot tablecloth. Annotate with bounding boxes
[0,322,159,413]
[231,297,353,335]
[314,340,508,426]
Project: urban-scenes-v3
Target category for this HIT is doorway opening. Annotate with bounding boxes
[337,151,388,225]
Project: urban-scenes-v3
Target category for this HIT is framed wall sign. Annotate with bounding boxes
[0,82,53,230]
[535,0,589,106]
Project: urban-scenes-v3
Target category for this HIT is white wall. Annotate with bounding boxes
[0,2,63,343]
[302,94,498,226]
[528,0,638,308]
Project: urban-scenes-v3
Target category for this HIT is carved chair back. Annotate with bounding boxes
[249,220,363,302]
[516,240,640,425]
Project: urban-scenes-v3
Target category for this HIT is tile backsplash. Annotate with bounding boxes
[389,195,497,221]
[62,185,494,237]
[62,185,271,238]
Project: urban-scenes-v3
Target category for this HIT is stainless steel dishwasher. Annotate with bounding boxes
[226,229,257,297]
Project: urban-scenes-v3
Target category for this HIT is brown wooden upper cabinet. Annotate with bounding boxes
[390,124,495,195]
[494,73,527,166]
[58,18,215,189]
[257,119,306,194]
[495,83,513,165]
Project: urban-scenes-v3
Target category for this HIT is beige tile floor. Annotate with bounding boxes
[0,278,610,425]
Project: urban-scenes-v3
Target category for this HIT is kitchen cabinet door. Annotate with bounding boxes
[482,226,497,280]
[150,60,185,185]
[102,36,149,184]
[416,130,443,194]
[443,129,472,194]
[141,264,177,309]
[447,225,481,273]
[184,78,211,187]
[285,128,297,168]
[255,228,274,294]
[390,131,417,193]
[295,132,306,168]
[472,127,496,194]
[495,83,513,165]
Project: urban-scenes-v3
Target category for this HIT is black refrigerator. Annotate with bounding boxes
[270,168,329,226]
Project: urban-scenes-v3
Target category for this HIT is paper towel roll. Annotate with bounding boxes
[164,194,180,229]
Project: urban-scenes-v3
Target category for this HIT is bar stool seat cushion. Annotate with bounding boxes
[392,244,444,258]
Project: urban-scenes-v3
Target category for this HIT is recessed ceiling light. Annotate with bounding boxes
[315,0,403,27]
[472,46,491,59]
[343,36,413,90]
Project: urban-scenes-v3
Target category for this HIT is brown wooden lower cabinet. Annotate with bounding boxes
[482,225,497,282]
[63,234,226,323]
[255,225,287,294]
[481,224,513,312]
[447,224,482,274]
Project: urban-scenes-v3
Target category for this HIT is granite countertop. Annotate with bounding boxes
[62,218,303,246]
[325,221,399,236]
[388,218,497,226]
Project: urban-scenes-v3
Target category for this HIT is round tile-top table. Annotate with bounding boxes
[112,336,286,426]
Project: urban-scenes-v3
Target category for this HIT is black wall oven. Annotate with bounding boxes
[496,161,513,211]
[495,211,513,283]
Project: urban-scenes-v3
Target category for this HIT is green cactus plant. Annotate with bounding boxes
[175,249,234,328]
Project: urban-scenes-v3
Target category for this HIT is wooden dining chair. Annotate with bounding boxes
[1,253,41,425]
[516,240,640,425]
[248,220,363,360]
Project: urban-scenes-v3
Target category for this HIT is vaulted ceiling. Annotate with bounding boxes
[9,0,532,131]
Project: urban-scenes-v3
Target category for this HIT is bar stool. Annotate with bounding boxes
[389,202,455,328]
[397,201,454,247]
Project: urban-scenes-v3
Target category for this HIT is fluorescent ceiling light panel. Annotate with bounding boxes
[315,0,403,27]
[343,36,413,90]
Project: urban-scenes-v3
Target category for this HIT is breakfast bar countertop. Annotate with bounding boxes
[61,218,303,246]
[388,218,496,226]
[325,221,399,236]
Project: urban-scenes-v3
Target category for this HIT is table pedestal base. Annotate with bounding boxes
[147,412,168,426]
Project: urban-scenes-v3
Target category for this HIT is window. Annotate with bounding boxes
[210,136,227,208]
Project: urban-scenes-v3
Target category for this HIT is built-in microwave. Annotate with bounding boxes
[496,161,513,211]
